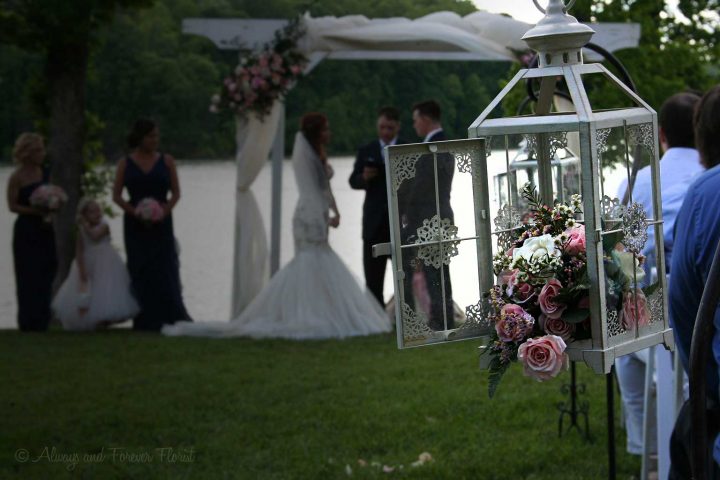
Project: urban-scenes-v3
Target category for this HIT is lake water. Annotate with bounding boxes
[0,156,624,329]
[0,158,403,329]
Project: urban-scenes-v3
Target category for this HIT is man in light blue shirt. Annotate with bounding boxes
[616,92,703,460]
[668,85,720,479]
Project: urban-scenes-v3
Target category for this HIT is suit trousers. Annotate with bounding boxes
[363,239,389,306]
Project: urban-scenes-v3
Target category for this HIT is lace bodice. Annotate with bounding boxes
[291,133,335,251]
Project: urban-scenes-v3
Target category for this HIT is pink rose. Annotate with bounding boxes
[539,314,575,341]
[565,225,586,255]
[538,279,567,319]
[622,289,651,330]
[518,335,569,381]
[515,282,535,302]
[498,269,517,287]
[505,269,533,302]
[495,304,534,342]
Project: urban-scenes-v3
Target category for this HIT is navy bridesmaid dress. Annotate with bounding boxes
[123,154,191,331]
[12,169,57,331]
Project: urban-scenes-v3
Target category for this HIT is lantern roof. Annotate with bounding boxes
[469,1,656,139]
[522,0,595,68]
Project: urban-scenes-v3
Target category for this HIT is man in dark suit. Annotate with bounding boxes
[401,99,455,330]
[349,106,404,306]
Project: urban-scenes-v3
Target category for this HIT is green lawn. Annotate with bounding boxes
[0,330,640,479]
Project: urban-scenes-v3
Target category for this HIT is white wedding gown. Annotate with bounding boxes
[162,132,391,339]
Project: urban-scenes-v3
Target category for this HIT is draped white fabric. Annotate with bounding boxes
[231,103,281,317]
[299,11,639,62]
[222,11,639,312]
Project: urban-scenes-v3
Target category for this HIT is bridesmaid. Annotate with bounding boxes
[5,133,57,331]
[112,119,192,331]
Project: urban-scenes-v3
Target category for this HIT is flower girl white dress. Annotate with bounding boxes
[163,132,391,339]
[52,221,139,330]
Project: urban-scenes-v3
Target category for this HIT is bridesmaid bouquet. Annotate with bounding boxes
[30,184,68,221]
[135,198,164,224]
[30,184,67,210]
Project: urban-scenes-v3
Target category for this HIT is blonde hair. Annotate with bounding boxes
[76,197,101,224]
[12,133,45,165]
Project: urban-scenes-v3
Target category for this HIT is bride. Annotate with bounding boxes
[163,113,391,339]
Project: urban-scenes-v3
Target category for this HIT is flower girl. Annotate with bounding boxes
[52,198,139,330]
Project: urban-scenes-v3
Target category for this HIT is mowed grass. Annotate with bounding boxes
[0,330,639,479]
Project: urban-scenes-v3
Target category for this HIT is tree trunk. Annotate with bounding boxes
[46,40,89,289]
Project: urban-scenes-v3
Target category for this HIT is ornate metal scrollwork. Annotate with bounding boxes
[607,309,626,337]
[627,123,655,157]
[458,298,493,335]
[402,303,433,342]
[524,131,568,160]
[646,287,664,325]
[392,152,422,191]
[494,204,522,252]
[596,128,612,157]
[601,195,625,222]
[451,146,477,175]
[414,215,460,269]
[622,202,648,255]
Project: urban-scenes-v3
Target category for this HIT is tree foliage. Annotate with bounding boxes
[1,0,718,162]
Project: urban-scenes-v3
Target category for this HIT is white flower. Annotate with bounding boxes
[512,234,561,265]
[211,94,221,104]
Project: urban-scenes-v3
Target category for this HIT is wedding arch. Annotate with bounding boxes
[183,11,640,317]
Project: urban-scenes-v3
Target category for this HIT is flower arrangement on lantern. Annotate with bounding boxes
[484,183,651,397]
[209,18,307,119]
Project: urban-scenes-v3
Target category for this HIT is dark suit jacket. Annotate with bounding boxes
[400,130,455,241]
[349,137,407,242]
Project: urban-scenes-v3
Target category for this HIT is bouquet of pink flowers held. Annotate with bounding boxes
[484,184,650,397]
[29,184,68,212]
[134,198,164,224]
[209,19,307,118]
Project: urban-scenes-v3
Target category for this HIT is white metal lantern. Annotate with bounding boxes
[383,0,673,374]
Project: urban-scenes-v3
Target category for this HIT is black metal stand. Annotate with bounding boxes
[607,368,617,480]
[557,361,591,440]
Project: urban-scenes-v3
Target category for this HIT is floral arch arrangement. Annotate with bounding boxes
[210,18,307,119]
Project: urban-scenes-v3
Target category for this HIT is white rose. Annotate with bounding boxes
[513,234,561,264]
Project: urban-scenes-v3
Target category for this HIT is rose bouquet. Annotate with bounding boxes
[484,183,651,397]
[134,198,164,224]
[29,184,68,221]
[210,19,307,119]
[30,184,67,211]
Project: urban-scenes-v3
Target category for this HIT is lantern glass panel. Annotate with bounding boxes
[595,122,666,347]
[580,72,642,110]
[386,139,490,348]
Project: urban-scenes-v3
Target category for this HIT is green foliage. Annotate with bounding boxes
[1,0,718,161]
[497,0,719,168]
[81,113,116,216]
[0,331,642,478]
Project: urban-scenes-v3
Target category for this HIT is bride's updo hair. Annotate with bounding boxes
[300,112,328,165]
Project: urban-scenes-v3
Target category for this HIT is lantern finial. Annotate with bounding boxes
[522,0,594,68]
